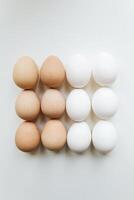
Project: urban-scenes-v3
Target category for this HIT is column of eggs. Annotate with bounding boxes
[13,56,67,152]
[40,55,67,151]
[92,52,119,153]
[65,53,119,153]
[13,57,41,152]
[65,55,92,152]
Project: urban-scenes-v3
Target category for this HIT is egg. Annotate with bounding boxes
[92,88,118,119]
[13,56,39,89]
[41,89,65,118]
[92,121,118,153]
[93,52,118,86]
[41,120,67,151]
[40,55,65,88]
[66,54,91,88]
[67,122,91,152]
[66,89,91,121]
[15,90,40,121]
[15,122,41,152]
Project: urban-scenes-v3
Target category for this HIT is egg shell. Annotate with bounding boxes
[92,121,118,153]
[67,122,91,152]
[66,54,91,88]
[93,52,118,86]
[66,89,91,121]
[41,89,65,118]
[40,55,65,88]
[15,90,40,121]
[15,122,41,152]
[41,120,67,151]
[92,87,118,119]
[13,56,39,89]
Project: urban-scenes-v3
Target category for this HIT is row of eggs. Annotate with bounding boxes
[15,120,117,153]
[15,88,118,122]
[13,52,118,90]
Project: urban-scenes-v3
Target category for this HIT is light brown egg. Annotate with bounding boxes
[41,89,65,118]
[13,56,39,89]
[15,90,40,121]
[41,120,67,151]
[40,55,65,88]
[15,122,41,152]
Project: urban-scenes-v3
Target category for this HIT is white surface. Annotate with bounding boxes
[92,87,119,119]
[66,54,91,88]
[66,89,91,121]
[0,0,134,200]
[92,121,118,153]
[93,52,118,86]
[67,122,91,152]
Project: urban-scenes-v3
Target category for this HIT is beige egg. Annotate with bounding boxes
[40,55,65,88]
[41,89,65,118]
[15,122,41,152]
[41,120,67,151]
[15,90,40,121]
[13,56,39,89]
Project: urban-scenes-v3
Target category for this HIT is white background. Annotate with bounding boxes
[0,0,134,200]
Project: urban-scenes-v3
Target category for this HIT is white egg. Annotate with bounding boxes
[66,89,91,121]
[67,122,91,152]
[92,88,118,119]
[66,54,91,88]
[92,121,118,153]
[93,52,118,86]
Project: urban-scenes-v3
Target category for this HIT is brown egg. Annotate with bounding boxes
[13,56,39,89]
[15,122,41,152]
[15,90,40,121]
[40,55,65,88]
[41,89,65,118]
[41,120,67,151]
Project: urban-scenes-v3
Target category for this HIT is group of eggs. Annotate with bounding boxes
[13,52,119,153]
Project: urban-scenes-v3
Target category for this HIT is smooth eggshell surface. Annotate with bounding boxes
[66,54,91,88]
[92,87,118,119]
[92,121,118,153]
[40,55,65,88]
[93,52,118,86]
[15,122,41,152]
[67,122,91,152]
[66,89,91,121]
[41,89,65,118]
[41,120,67,151]
[13,56,39,89]
[15,90,40,121]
